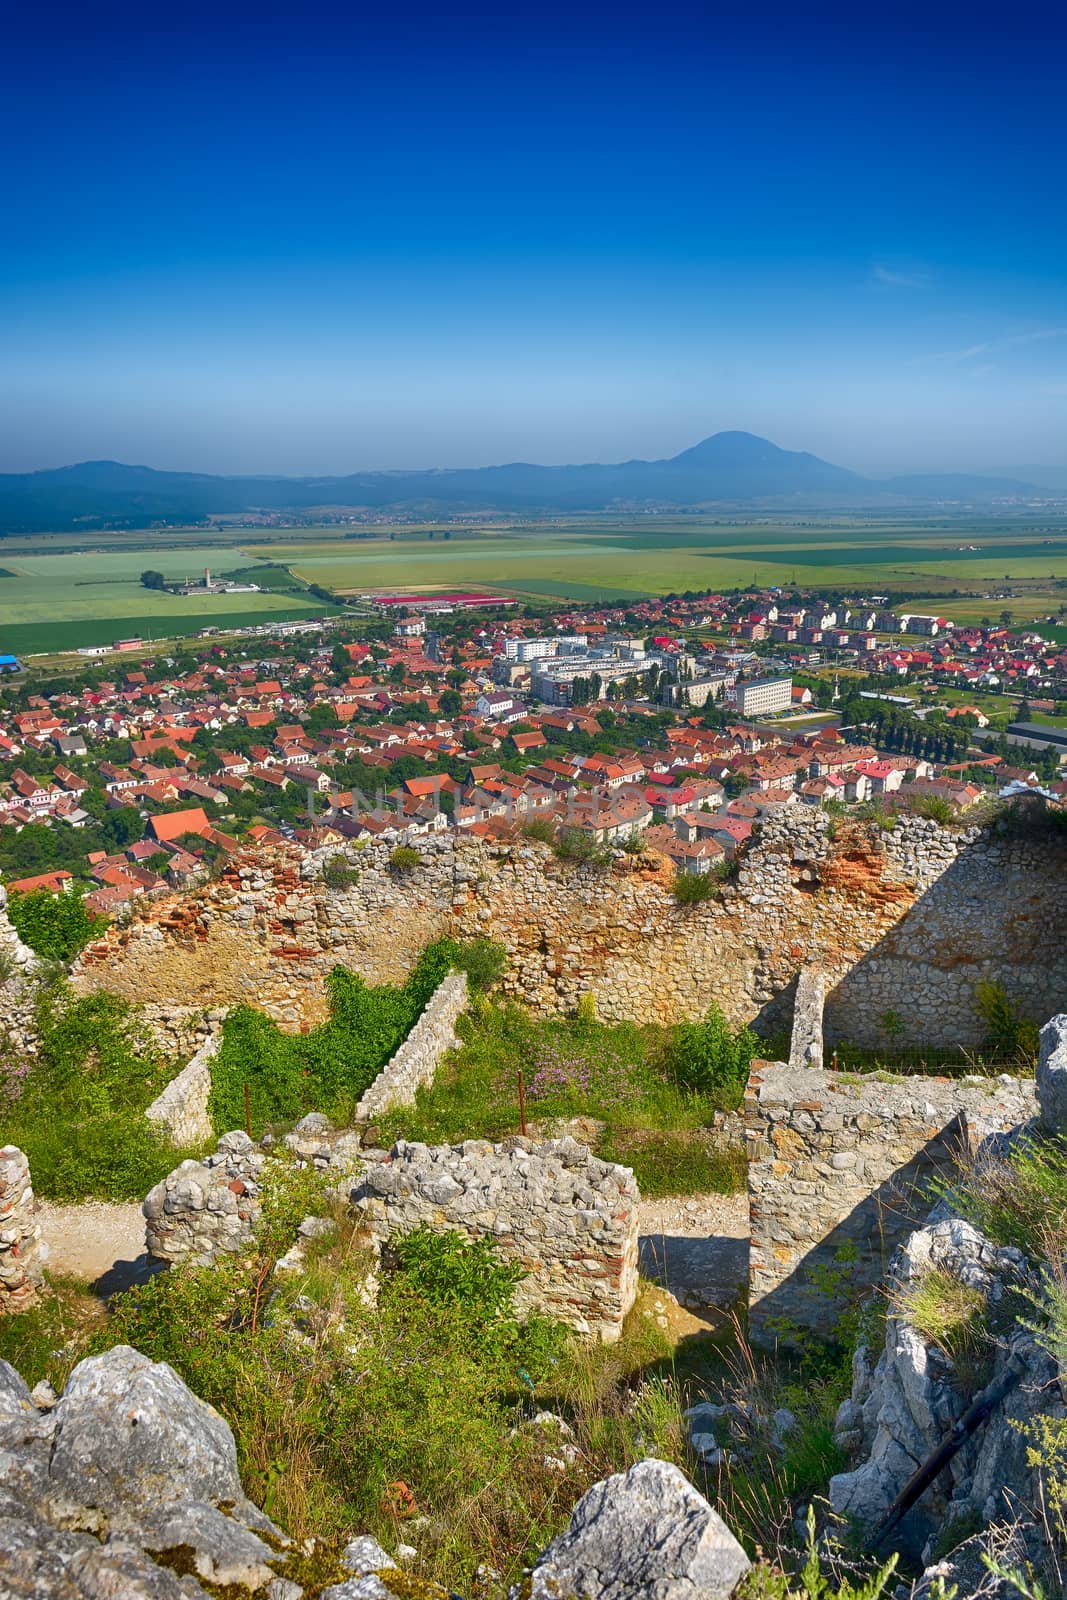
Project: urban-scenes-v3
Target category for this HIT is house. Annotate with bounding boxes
[147,807,212,845]
[7,869,74,896]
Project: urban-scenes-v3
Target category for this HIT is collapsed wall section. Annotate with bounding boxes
[744,1062,1035,1346]
[352,1136,641,1342]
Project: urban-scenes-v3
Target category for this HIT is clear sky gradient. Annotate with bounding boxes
[3,0,1066,477]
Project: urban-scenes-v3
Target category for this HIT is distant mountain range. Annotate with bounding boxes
[0,432,1058,532]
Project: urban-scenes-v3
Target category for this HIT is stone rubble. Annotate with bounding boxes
[0,1342,753,1600]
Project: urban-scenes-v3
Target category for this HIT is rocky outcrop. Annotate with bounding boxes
[1036,1012,1067,1134]
[829,1212,1061,1562]
[0,1344,751,1600]
[0,1345,283,1598]
[518,1458,750,1599]
[0,1145,44,1315]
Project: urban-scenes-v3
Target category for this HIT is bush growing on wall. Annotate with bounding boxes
[208,940,454,1135]
[7,885,105,961]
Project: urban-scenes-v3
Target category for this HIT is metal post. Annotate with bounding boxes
[518,1068,527,1137]
[244,1082,252,1138]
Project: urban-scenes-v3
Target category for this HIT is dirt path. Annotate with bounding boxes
[637,1192,749,1315]
[35,1200,158,1295]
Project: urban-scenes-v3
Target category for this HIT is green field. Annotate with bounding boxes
[0,546,331,653]
[3,516,1067,655]
[265,519,1067,612]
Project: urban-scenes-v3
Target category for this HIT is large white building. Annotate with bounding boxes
[734,676,793,718]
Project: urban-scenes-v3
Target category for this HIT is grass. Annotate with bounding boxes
[0,985,206,1201]
[892,1267,989,1368]
[375,1001,748,1195]
[4,1161,691,1594]
[4,515,1067,653]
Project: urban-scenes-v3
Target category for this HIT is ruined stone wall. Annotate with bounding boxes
[355,971,468,1121]
[144,1031,221,1147]
[68,811,1067,1044]
[744,1061,1036,1346]
[0,1146,43,1315]
[353,1136,640,1342]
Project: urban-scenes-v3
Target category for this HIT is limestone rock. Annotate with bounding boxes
[47,1345,265,1535]
[1037,1013,1067,1133]
[517,1457,750,1599]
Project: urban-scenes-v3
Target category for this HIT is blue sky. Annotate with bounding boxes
[3,0,1066,477]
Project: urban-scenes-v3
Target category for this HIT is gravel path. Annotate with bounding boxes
[35,1200,158,1295]
[637,1192,749,1313]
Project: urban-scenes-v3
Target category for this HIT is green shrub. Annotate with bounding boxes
[520,815,557,844]
[911,793,954,824]
[6,885,105,961]
[433,936,506,993]
[554,827,610,865]
[974,979,1039,1064]
[666,1003,760,1107]
[388,1225,525,1321]
[320,853,360,891]
[208,941,453,1134]
[673,868,718,903]
[0,988,201,1200]
[389,844,420,872]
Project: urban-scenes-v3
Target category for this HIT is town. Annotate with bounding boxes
[1,584,1063,920]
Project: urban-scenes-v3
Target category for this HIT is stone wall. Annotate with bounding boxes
[0,1146,44,1315]
[144,1031,221,1148]
[143,1132,267,1263]
[744,1061,1036,1345]
[352,1135,640,1342]
[66,812,1067,1047]
[788,966,824,1070]
[139,1002,224,1061]
[356,971,468,1121]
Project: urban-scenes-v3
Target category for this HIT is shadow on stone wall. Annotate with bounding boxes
[821,819,1067,1053]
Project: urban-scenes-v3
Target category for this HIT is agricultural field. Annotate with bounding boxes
[0,546,331,654]
[257,517,1067,611]
[3,514,1067,654]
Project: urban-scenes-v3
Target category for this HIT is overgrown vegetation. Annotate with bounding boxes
[974,978,1040,1066]
[11,1161,689,1593]
[0,987,201,1200]
[667,1002,761,1103]
[209,941,452,1135]
[6,884,105,960]
[377,999,749,1195]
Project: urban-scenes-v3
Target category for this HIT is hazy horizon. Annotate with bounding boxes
[4,0,1065,481]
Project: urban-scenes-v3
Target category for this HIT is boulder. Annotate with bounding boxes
[47,1346,274,1541]
[517,1457,750,1599]
[1037,1013,1067,1133]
